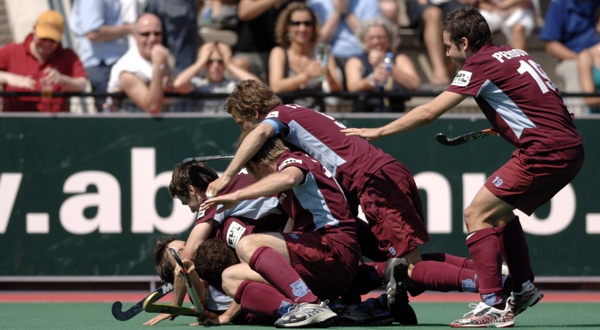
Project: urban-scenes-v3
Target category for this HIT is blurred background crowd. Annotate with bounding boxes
[0,0,599,114]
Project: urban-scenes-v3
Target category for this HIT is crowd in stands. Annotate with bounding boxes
[0,0,599,114]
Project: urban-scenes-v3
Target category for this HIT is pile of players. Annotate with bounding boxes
[143,7,583,328]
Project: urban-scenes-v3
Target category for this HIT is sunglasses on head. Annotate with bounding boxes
[139,31,162,37]
[289,20,313,27]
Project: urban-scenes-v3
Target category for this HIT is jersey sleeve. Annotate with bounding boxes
[446,60,489,97]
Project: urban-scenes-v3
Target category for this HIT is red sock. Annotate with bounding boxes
[421,252,474,270]
[411,260,477,292]
[466,228,505,308]
[498,216,534,289]
[235,280,294,318]
[249,246,319,303]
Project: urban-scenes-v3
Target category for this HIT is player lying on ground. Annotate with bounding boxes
[144,160,287,325]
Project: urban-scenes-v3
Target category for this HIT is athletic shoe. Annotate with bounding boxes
[336,302,395,326]
[383,258,417,325]
[507,280,543,316]
[450,302,515,328]
[274,301,338,328]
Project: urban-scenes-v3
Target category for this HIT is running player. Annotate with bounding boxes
[343,6,584,328]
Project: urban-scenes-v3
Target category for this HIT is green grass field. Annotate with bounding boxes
[2,302,599,329]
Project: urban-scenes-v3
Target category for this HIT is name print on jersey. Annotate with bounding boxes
[492,48,528,63]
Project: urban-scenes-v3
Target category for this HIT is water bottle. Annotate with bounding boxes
[378,52,394,87]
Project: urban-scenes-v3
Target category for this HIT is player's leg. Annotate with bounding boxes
[450,186,516,328]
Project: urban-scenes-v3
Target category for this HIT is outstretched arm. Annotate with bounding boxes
[202,166,303,212]
[206,122,276,196]
[341,91,466,140]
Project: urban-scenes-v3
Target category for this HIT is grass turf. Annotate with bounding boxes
[2,302,599,329]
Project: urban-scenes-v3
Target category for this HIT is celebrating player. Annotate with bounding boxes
[343,6,584,328]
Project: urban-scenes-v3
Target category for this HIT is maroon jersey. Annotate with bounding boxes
[276,150,358,238]
[262,104,396,195]
[446,44,582,152]
[195,169,286,232]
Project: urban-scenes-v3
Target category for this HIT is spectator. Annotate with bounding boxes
[107,13,173,113]
[345,17,420,112]
[120,0,147,49]
[269,2,342,112]
[404,0,466,86]
[309,0,381,87]
[0,10,88,112]
[577,7,600,114]
[540,0,600,116]
[379,0,400,26]
[232,0,296,83]
[145,0,202,75]
[70,0,132,113]
[173,42,261,113]
[478,0,536,50]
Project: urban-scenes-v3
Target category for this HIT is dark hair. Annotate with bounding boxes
[168,161,219,199]
[441,6,492,53]
[274,2,319,48]
[153,236,177,284]
[225,80,281,120]
[193,238,239,288]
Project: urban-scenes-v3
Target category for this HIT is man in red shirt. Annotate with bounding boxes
[0,10,88,112]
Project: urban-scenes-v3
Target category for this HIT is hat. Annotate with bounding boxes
[34,10,64,42]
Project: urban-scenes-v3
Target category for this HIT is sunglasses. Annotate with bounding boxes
[289,20,313,27]
[208,59,224,64]
[139,31,162,37]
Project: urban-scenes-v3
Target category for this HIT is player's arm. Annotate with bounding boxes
[202,167,304,212]
[207,122,277,196]
[201,301,243,325]
[342,91,466,140]
[180,220,215,261]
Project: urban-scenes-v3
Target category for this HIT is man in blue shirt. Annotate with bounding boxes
[540,0,600,115]
[69,0,131,113]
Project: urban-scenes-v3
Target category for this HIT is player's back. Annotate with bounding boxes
[266,104,396,194]
[448,44,582,151]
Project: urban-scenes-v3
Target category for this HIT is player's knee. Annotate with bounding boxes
[235,235,257,263]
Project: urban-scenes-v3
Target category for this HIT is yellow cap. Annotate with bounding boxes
[35,10,64,42]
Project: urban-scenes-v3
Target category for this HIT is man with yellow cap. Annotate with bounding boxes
[0,10,89,112]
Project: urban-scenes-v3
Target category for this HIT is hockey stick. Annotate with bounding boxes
[143,291,199,317]
[168,248,204,314]
[435,128,498,146]
[111,282,174,321]
[182,155,234,163]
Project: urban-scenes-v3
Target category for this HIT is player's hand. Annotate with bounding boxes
[143,313,174,325]
[341,127,381,141]
[205,175,231,200]
[200,193,239,213]
[182,259,195,273]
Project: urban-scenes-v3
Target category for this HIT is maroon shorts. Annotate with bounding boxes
[485,145,584,215]
[283,229,360,300]
[359,162,430,259]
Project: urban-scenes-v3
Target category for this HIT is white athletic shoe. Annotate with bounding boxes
[451,302,515,328]
[274,301,337,328]
[507,280,543,316]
